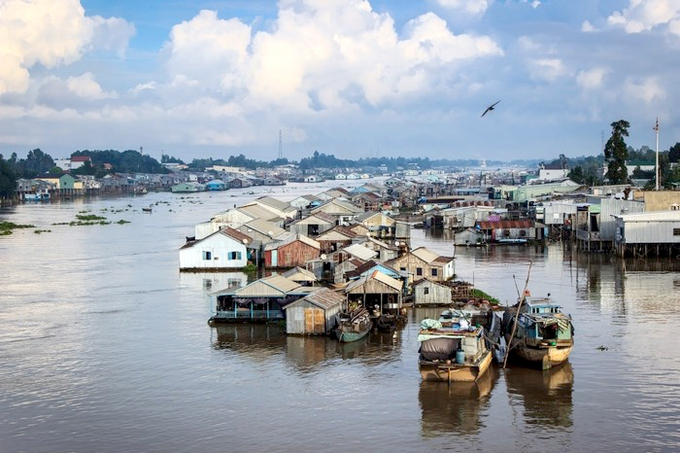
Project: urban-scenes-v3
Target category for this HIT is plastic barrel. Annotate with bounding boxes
[456,349,465,364]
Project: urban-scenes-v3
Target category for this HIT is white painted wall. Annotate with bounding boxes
[179,233,248,270]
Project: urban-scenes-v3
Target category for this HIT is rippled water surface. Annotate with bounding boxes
[1,182,680,452]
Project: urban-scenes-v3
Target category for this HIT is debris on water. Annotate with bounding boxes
[596,345,609,351]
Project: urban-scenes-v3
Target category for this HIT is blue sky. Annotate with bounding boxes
[0,0,678,162]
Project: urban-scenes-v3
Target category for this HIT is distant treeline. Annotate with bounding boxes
[542,143,680,188]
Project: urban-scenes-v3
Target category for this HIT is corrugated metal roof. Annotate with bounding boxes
[346,270,402,293]
[238,204,281,221]
[616,210,680,222]
[412,247,439,264]
[283,287,345,310]
[219,226,253,245]
[243,219,286,237]
[231,274,301,297]
[282,266,317,282]
[342,243,378,261]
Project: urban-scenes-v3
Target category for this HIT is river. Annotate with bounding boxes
[1,181,679,452]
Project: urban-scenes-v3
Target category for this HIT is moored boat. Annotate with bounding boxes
[418,318,493,382]
[502,297,574,370]
[333,307,372,343]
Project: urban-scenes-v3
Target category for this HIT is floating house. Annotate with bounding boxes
[288,212,336,237]
[179,227,254,271]
[476,220,537,243]
[385,247,455,282]
[283,288,345,335]
[345,270,403,315]
[205,179,226,191]
[315,226,358,253]
[264,234,321,268]
[171,182,205,193]
[211,275,313,322]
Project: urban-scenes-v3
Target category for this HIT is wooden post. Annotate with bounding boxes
[503,263,533,369]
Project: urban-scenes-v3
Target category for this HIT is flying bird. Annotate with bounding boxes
[481,100,501,117]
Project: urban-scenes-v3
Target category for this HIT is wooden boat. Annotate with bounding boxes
[502,297,573,370]
[418,317,493,382]
[333,307,372,343]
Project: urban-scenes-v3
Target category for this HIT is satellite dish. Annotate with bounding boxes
[321,254,327,260]
[395,241,400,247]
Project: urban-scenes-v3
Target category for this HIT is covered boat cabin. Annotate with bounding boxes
[518,299,572,342]
[210,275,315,323]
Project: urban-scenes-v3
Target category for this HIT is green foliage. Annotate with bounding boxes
[669,142,680,163]
[116,220,131,224]
[72,149,168,174]
[604,120,630,184]
[0,155,17,197]
[470,288,499,304]
[4,148,55,178]
[243,263,258,273]
[161,154,185,164]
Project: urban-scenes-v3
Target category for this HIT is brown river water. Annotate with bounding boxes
[1,180,680,452]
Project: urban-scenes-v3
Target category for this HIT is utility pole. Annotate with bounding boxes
[654,118,660,191]
[278,130,283,160]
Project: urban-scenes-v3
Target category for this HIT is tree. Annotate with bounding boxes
[567,166,585,184]
[604,120,630,184]
[669,142,680,163]
[0,155,17,198]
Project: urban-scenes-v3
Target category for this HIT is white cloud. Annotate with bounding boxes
[581,20,596,32]
[576,68,607,90]
[0,0,134,95]
[623,76,665,104]
[66,73,117,100]
[607,0,680,34]
[527,58,568,81]
[434,0,492,15]
[162,0,503,115]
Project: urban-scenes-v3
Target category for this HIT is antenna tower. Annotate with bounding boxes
[278,130,283,160]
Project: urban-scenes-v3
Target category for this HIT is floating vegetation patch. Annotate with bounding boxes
[116,220,131,224]
[0,221,36,235]
[34,229,52,234]
[76,214,107,221]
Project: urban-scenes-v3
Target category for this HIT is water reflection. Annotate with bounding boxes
[419,365,499,436]
[505,362,574,428]
[212,324,406,373]
[212,324,287,357]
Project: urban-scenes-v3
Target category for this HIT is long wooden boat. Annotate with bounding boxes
[418,318,493,382]
[502,297,574,370]
[334,307,372,343]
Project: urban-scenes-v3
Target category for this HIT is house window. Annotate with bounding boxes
[503,229,510,237]
[400,267,406,271]
[431,268,438,277]
[202,251,212,260]
[519,230,527,237]
[416,267,423,276]
[674,228,680,236]
[424,287,429,295]
[228,251,242,260]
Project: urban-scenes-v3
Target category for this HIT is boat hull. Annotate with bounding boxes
[508,340,573,370]
[419,350,493,382]
[337,327,370,343]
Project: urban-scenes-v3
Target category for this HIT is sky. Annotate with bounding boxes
[0,0,678,162]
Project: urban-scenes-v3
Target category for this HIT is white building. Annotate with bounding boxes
[179,227,253,271]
